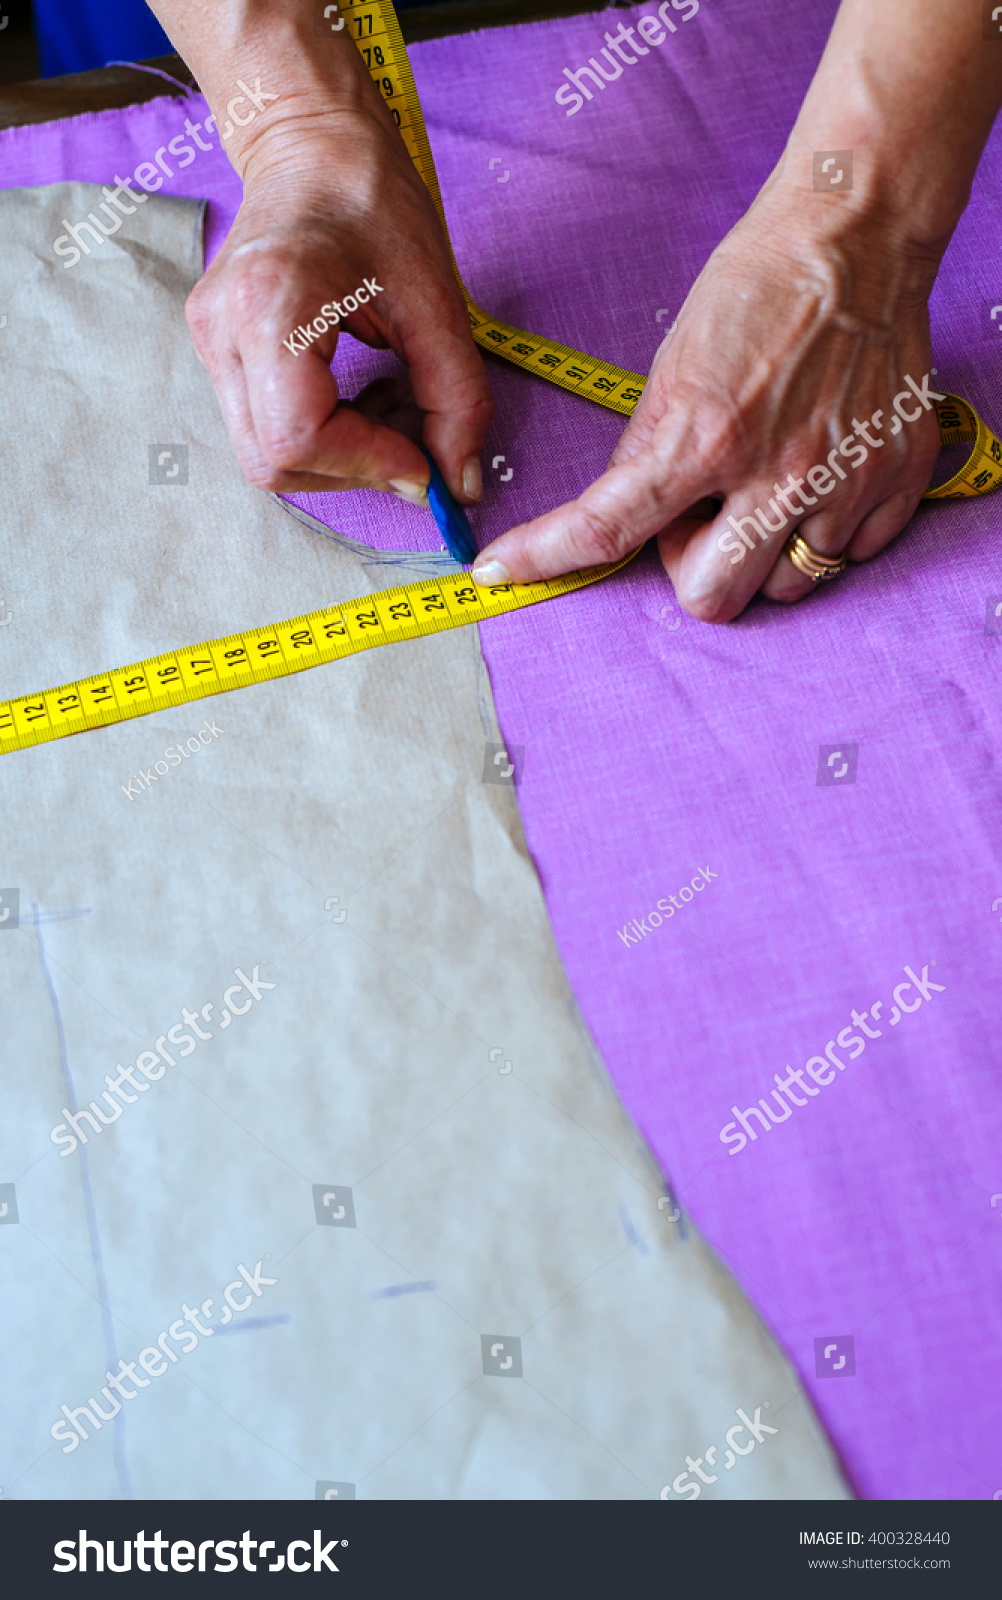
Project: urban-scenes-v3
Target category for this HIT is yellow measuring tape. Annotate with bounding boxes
[1,2,999,759]
[920,393,1002,499]
[0,557,633,755]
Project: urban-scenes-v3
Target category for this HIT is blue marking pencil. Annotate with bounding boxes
[420,447,476,564]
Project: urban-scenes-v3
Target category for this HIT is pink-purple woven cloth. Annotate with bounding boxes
[5,0,1002,1501]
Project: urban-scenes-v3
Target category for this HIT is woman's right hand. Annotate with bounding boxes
[171,15,493,510]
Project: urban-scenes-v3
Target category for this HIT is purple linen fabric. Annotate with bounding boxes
[4,0,1002,1500]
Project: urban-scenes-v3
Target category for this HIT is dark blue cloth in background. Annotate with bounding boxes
[32,0,464,79]
[32,0,173,76]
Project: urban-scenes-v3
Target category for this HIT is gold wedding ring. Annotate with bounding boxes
[785,531,848,582]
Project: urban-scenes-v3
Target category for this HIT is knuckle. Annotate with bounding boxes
[684,590,740,625]
[770,585,810,606]
[466,391,496,430]
[243,459,288,492]
[184,298,213,355]
[231,263,289,324]
[257,410,328,472]
[261,433,311,473]
[691,401,744,470]
[185,295,208,338]
[569,505,631,565]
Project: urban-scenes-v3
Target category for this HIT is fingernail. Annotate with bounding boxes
[461,456,483,502]
[472,557,511,587]
[388,478,430,507]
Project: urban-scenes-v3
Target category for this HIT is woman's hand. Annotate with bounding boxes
[151,0,1002,585]
[147,0,493,510]
[185,109,493,508]
[470,0,1002,620]
[471,188,942,621]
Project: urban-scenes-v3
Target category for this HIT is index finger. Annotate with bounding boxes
[470,445,711,584]
[241,329,431,490]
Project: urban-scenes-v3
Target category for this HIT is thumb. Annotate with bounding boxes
[470,446,707,583]
[401,304,494,505]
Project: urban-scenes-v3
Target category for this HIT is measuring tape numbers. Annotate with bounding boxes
[0,558,634,757]
[2,3,999,760]
[354,0,647,415]
[922,394,1002,499]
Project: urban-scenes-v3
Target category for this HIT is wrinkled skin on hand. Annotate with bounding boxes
[476,189,943,622]
[184,111,493,507]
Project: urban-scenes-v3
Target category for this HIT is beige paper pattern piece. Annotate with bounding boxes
[0,183,849,1500]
